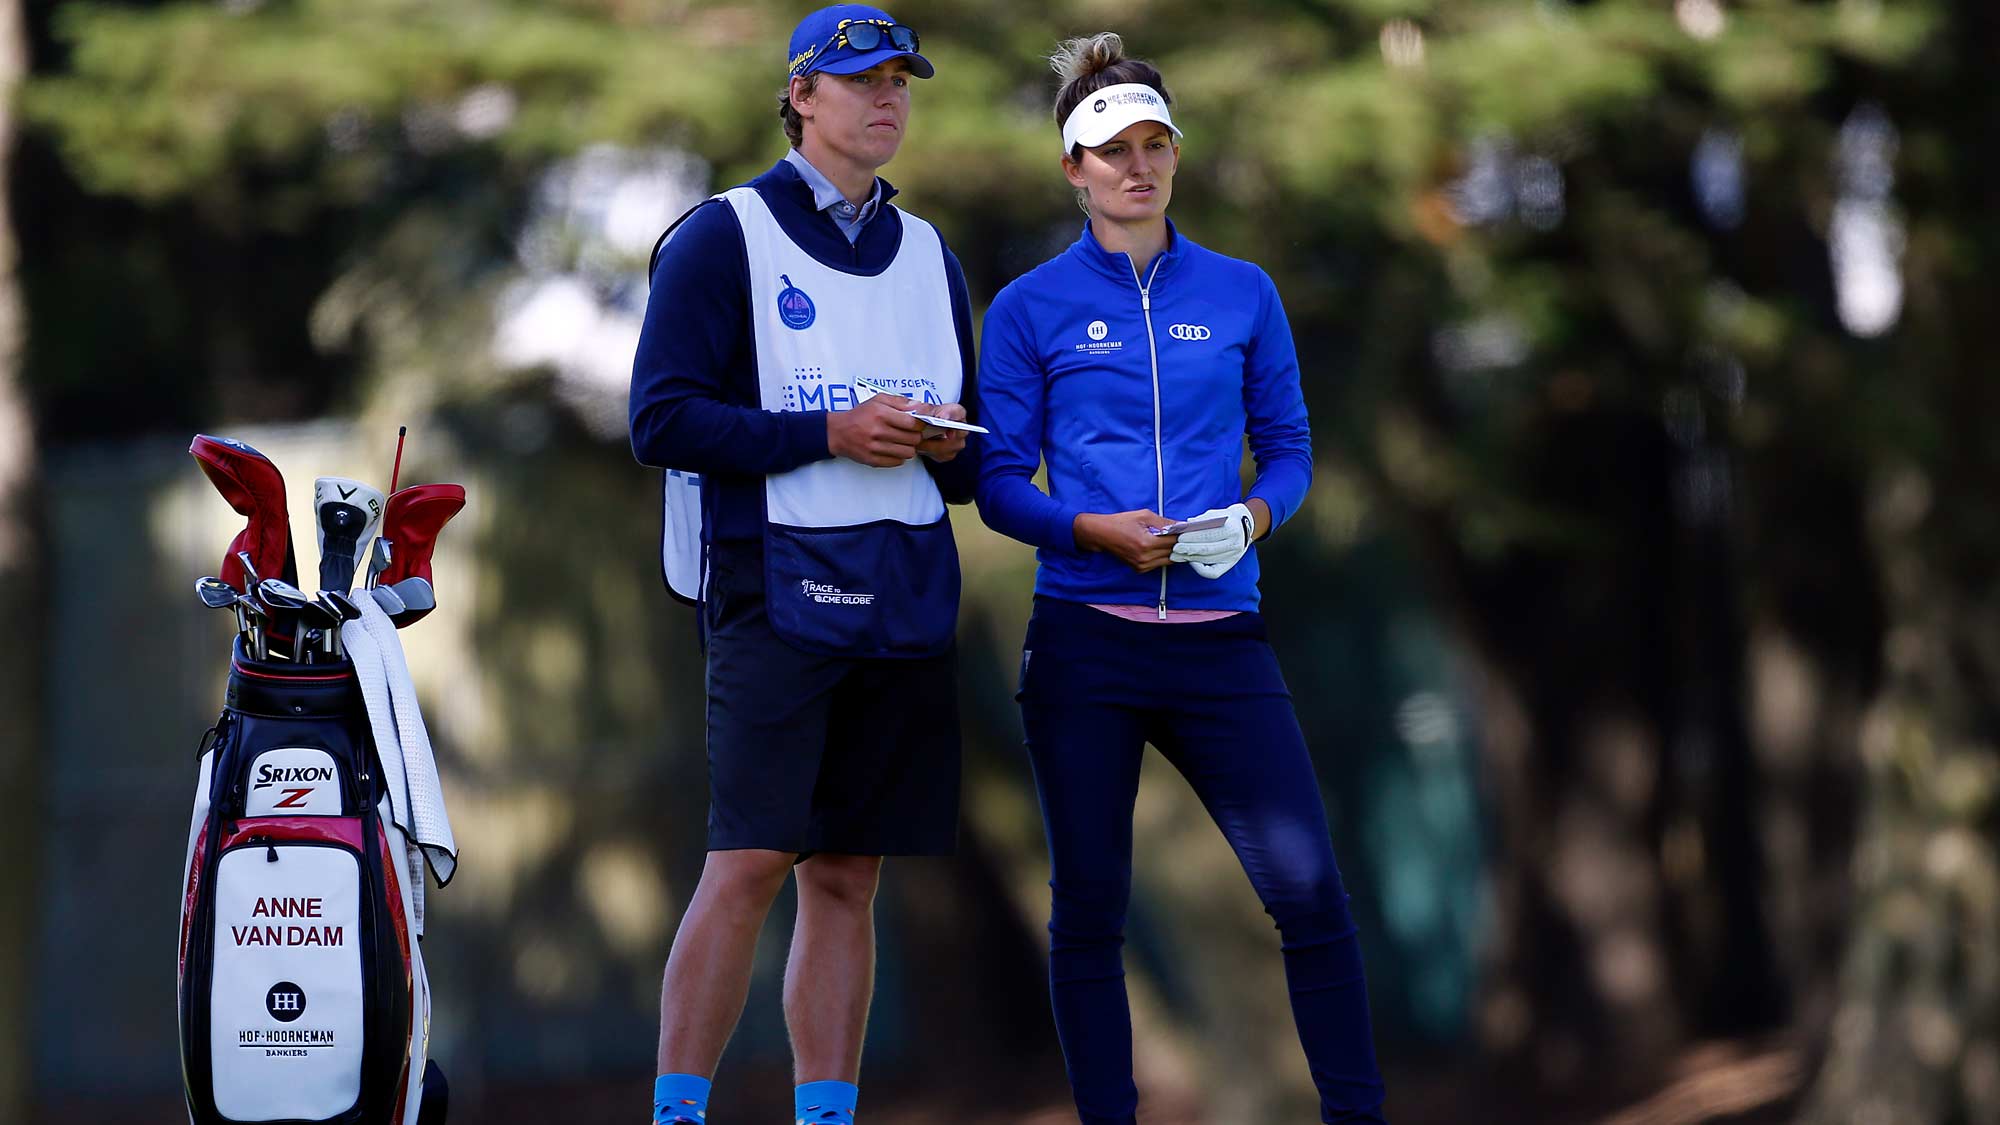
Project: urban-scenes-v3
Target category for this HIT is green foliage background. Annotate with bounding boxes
[17,0,2000,1121]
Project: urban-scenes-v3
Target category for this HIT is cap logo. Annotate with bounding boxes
[1093,99,1106,113]
[788,46,816,75]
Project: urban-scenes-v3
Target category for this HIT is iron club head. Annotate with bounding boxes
[256,578,313,613]
[198,575,254,656]
[367,584,407,616]
[196,576,240,610]
[385,576,434,612]
[365,537,393,590]
[383,576,436,627]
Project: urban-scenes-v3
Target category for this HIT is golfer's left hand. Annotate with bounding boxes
[1170,502,1259,579]
[911,402,970,462]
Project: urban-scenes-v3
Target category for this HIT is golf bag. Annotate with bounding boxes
[178,638,446,1125]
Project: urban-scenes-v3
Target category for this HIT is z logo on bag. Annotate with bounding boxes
[245,750,342,815]
[1168,324,1211,341]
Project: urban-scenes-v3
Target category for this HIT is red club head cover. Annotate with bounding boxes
[189,434,299,588]
[378,483,466,589]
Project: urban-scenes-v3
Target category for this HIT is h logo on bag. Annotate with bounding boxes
[266,982,307,1023]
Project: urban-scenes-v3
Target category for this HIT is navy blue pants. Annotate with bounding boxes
[1016,598,1387,1124]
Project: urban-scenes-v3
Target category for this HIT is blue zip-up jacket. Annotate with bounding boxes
[974,220,1311,612]
[629,159,979,544]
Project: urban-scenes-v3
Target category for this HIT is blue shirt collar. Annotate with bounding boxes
[1070,217,1183,286]
[784,148,884,231]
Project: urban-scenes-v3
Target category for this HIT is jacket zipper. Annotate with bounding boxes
[1127,255,1168,619]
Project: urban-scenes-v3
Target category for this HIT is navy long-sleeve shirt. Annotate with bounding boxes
[628,158,979,543]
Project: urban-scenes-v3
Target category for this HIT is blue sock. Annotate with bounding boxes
[655,1074,710,1124]
[795,1080,858,1125]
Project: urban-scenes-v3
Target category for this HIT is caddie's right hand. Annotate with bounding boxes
[828,394,926,468]
[1073,509,1179,573]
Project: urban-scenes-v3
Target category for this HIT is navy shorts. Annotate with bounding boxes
[701,541,961,856]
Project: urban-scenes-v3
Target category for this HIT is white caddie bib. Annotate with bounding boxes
[658,184,967,639]
[723,185,959,527]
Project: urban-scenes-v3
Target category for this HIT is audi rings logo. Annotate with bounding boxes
[1168,323,1211,341]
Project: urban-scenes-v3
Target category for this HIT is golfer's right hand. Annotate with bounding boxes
[1074,510,1178,573]
[828,395,926,467]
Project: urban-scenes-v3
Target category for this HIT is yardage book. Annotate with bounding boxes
[853,378,991,434]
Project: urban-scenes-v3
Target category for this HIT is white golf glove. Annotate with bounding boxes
[1169,502,1257,579]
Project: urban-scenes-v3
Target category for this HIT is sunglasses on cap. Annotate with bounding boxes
[800,18,919,70]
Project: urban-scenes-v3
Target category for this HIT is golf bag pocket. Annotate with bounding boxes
[208,821,370,1121]
[181,642,431,1125]
[762,517,959,659]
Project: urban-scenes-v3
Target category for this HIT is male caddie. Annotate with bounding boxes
[626,6,977,1124]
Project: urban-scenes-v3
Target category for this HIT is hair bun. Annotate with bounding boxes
[1050,32,1126,85]
[1048,31,1169,141]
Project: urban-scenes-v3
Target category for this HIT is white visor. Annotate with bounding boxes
[1061,82,1182,154]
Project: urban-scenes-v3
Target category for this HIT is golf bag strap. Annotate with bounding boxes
[194,721,222,761]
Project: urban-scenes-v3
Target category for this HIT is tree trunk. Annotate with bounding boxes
[1802,3,2000,1116]
[1391,399,1787,1095]
[0,0,41,1117]
[1799,469,2000,1125]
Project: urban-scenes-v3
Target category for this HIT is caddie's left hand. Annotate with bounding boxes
[1170,501,1262,579]
[910,402,970,463]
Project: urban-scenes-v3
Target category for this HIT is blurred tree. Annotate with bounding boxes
[0,0,40,1117]
[1789,1,2000,1119]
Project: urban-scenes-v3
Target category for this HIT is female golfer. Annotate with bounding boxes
[973,33,1388,1125]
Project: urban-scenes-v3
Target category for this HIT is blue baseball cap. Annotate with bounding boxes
[787,4,934,80]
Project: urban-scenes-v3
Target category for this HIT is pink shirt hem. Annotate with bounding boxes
[1086,604,1242,624]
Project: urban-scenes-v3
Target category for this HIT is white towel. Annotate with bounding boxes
[342,595,459,896]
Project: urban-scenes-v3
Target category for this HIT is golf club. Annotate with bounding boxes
[272,576,338,656]
[258,577,321,663]
[196,576,252,654]
[255,577,313,616]
[314,476,386,595]
[315,590,361,660]
[236,592,269,661]
[240,551,299,660]
[367,583,407,616]
[195,575,240,610]
[190,435,300,592]
[366,425,407,591]
[365,536,393,590]
[383,576,436,628]
[375,483,464,588]
[234,550,262,590]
